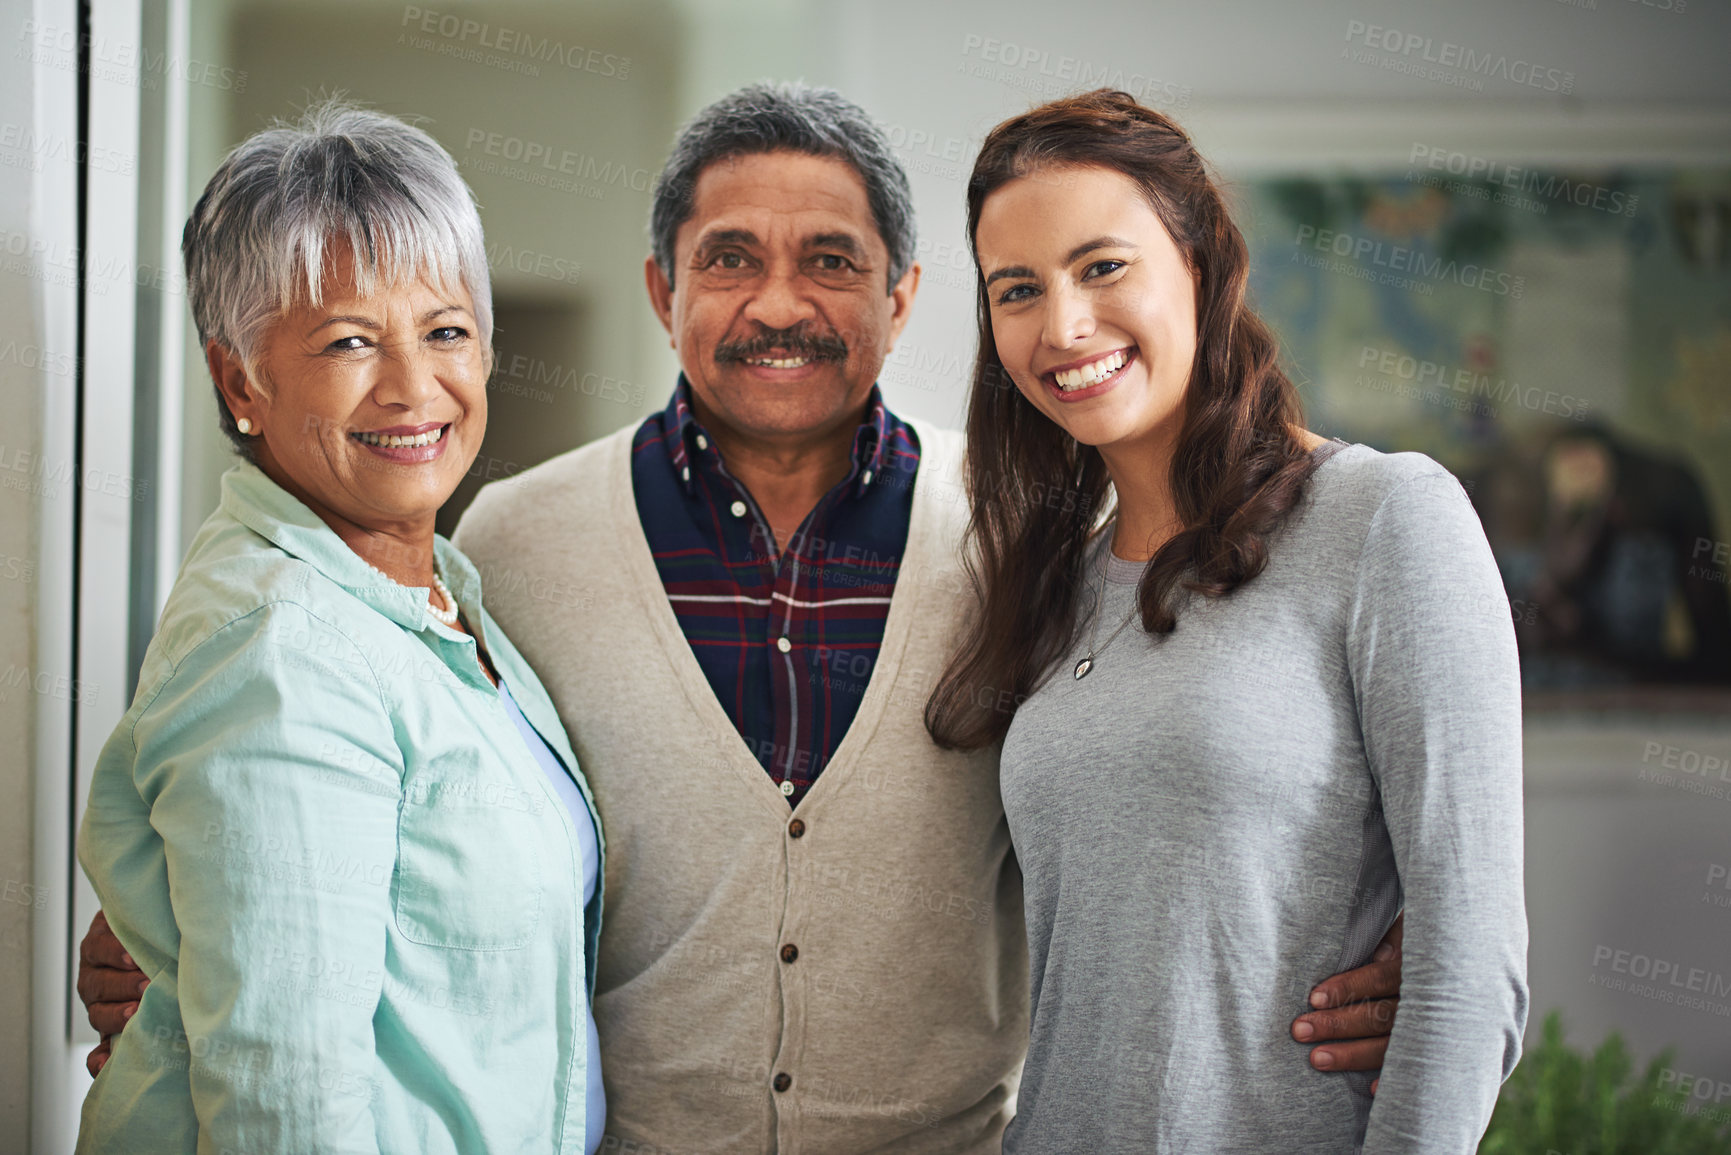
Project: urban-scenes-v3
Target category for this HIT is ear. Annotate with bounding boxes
[883,262,922,352]
[644,255,676,348]
[207,340,267,431]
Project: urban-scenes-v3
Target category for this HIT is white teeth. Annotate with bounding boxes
[751,356,811,369]
[1053,349,1129,391]
[353,426,446,448]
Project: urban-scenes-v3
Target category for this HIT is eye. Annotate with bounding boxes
[994,283,1037,306]
[428,325,469,344]
[1082,259,1126,280]
[325,335,369,353]
[708,250,748,269]
[813,253,853,272]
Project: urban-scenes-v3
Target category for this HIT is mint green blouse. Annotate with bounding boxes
[77,463,604,1154]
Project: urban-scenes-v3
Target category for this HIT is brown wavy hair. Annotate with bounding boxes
[925,89,1322,751]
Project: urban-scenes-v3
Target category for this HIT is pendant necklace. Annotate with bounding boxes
[1073,559,1141,680]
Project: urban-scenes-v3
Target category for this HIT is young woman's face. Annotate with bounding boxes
[974,164,1199,456]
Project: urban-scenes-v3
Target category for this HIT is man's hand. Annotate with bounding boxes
[1290,913,1402,1093]
[77,910,147,1077]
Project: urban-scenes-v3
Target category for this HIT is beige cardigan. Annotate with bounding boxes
[454,419,1026,1154]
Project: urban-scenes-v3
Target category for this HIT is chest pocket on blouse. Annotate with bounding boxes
[394,747,547,950]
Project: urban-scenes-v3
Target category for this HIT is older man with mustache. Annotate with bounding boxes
[80,83,1404,1153]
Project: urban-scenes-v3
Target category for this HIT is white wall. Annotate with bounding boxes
[1525,716,1731,1088]
[0,0,82,1147]
[0,0,46,1134]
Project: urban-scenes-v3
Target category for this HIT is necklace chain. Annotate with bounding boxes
[1074,555,1140,680]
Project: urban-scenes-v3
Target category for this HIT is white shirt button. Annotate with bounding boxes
[730,500,748,517]
[681,466,690,483]
[776,636,792,653]
[779,780,796,797]
[696,434,709,451]
[861,469,873,486]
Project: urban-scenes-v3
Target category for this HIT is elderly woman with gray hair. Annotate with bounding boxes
[75,102,606,1154]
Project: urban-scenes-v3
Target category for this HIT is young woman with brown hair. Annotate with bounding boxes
[926,90,1528,1152]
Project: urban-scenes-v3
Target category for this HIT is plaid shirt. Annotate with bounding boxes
[631,378,920,806]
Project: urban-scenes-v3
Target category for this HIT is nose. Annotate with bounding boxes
[370,339,448,412]
[1040,282,1096,350]
[741,260,819,333]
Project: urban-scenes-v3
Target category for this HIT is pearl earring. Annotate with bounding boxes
[236,417,253,435]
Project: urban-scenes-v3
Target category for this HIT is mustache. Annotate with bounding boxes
[714,325,849,365]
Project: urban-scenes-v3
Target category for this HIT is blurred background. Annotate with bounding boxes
[3,0,1728,1148]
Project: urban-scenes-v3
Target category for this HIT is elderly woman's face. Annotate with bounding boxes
[234,244,487,535]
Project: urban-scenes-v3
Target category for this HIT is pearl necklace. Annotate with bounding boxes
[367,562,459,627]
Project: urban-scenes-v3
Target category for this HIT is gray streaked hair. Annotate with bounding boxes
[183,99,492,456]
[650,81,915,292]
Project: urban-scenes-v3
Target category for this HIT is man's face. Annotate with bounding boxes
[645,150,919,447]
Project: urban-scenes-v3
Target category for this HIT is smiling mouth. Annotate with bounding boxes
[715,325,849,368]
[350,425,449,449]
[1049,348,1134,393]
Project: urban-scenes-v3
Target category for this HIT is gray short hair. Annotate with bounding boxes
[183,100,492,457]
[650,82,915,292]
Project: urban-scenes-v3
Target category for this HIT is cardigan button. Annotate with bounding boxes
[780,943,799,963]
[788,818,806,838]
[773,1072,792,1092]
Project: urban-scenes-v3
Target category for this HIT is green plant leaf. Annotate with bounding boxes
[1479,1012,1731,1154]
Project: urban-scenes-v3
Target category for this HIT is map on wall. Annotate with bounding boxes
[1239,166,1731,691]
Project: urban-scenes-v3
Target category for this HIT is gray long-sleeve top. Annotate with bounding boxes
[1000,445,1528,1154]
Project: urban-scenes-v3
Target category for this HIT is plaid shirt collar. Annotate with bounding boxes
[662,374,891,500]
